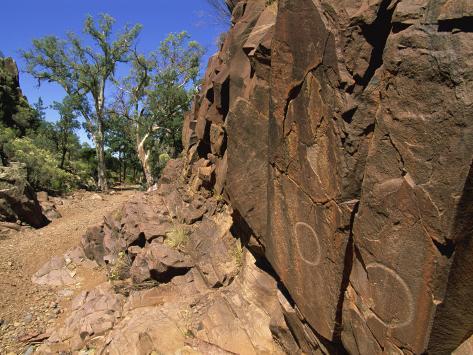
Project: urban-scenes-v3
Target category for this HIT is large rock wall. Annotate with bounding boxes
[182,0,473,353]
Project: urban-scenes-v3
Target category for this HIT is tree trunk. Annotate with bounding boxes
[0,146,9,166]
[123,160,127,183]
[117,151,121,183]
[94,80,108,191]
[60,148,67,169]
[95,121,108,191]
[136,131,154,187]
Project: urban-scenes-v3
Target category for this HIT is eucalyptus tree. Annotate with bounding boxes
[112,32,204,187]
[22,14,142,191]
[51,96,81,169]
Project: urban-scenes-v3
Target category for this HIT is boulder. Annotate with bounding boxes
[36,191,48,202]
[31,256,77,287]
[40,201,62,220]
[0,163,49,228]
[130,242,193,283]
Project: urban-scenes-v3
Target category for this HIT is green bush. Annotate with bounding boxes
[5,137,76,191]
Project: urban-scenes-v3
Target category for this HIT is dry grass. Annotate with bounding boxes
[108,251,131,281]
[233,241,244,268]
[165,226,189,249]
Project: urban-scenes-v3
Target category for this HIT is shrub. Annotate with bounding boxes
[159,152,170,164]
[165,226,189,249]
[108,251,131,281]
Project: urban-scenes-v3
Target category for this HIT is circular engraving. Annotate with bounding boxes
[294,222,321,266]
[366,263,414,328]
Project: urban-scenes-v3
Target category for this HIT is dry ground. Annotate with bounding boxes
[0,189,136,354]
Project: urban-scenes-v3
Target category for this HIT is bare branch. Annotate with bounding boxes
[206,0,234,25]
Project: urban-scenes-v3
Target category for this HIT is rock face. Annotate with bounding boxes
[181,0,473,354]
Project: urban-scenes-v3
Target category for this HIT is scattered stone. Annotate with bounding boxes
[23,313,33,324]
[88,193,103,201]
[58,289,74,298]
[32,256,77,286]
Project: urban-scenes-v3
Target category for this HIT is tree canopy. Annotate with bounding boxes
[13,14,204,191]
[111,31,204,186]
[22,14,142,191]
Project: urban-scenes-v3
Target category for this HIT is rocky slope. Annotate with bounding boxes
[25,0,473,354]
[33,161,294,354]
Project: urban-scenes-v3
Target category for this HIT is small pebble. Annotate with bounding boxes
[23,313,33,324]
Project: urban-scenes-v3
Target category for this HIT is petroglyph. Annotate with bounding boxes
[306,145,323,186]
[294,222,321,266]
[365,263,414,328]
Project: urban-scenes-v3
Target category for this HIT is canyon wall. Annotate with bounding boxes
[182,0,473,353]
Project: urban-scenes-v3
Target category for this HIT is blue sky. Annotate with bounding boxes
[0,0,227,143]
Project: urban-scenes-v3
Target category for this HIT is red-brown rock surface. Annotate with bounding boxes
[0,163,49,231]
[181,0,473,353]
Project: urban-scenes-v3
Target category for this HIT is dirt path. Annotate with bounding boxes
[0,190,136,354]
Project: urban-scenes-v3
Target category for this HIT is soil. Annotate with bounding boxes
[0,189,137,354]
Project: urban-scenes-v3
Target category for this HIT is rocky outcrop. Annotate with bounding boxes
[35,160,291,354]
[181,0,473,354]
[0,162,49,231]
[0,57,39,159]
[0,57,52,232]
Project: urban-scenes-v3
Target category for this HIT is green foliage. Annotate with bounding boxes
[111,31,204,186]
[5,137,76,191]
[12,15,206,190]
[50,96,81,168]
[159,153,170,164]
[149,31,204,153]
[22,14,143,190]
